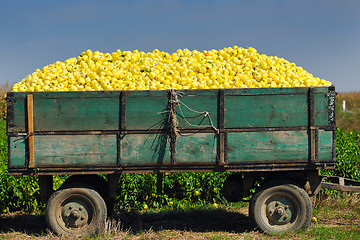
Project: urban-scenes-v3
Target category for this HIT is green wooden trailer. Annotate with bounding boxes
[6,86,336,235]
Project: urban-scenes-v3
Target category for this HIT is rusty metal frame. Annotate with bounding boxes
[328,87,337,162]
[6,125,335,137]
[6,92,15,131]
[120,91,127,131]
[308,87,317,164]
[321,175,360,192]
[217,89,225,165]
[156,172,163,194]
[8,161,335,176]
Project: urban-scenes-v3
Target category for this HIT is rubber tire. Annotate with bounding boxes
[45,187,107,237]
[249,183,312,234]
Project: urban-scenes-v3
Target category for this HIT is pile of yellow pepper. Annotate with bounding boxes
[12,46,331,92]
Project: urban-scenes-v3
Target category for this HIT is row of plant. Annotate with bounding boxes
[1,117,360,213]
[116,171,232,212]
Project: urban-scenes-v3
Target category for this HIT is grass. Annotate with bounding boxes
[1,193,360,239]
[336,92,360,131]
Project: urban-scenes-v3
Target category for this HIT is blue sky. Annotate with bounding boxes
[0,0,359,92]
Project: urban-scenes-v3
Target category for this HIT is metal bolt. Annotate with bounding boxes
[276,207,285,215]
[70,210,80,219]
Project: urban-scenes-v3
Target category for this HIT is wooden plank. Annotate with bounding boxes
[8,87,334,133]
[33,95,120,131]
[174,89,218,129]
[34,91,120,99]
[321,182,360,192]
[318,130,333,160]
[125,91,169,130]
[225,87,309,96]
[314,91,329,126]
[310,87,336,127]
[225,91,308,128]
[5,92,16,131]
[327,87,336,127]
[175,133,217,163]
[7,92,27,133]
[33,135,117,166]
[168,89,177,165]
[227,131,309,162]
[120,133,170,164]
[27,94,35,168]
[8,136,26,167]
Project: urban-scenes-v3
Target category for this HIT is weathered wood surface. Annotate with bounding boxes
[9,136,26,167]
[7,87,336,172]
[33,135,117,166]
[227,131,309,162]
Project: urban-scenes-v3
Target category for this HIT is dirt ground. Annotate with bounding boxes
[1,197,360,240]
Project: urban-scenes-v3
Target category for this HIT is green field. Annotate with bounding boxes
[336,92,360,131]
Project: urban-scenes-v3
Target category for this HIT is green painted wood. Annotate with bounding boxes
[9,136,26,167]
[34,91,121,99]
[7,87,335,169]
[225,87,310,96]
[175,90,218,129]
[125,91,169,130]
[34,98,120,131]
[33,135,117,166]
[314,88,330,126]
[120,133,170,164]
[318,130,333,160]
[33,92,121,131]
[225,93,308,128]
[8,91,122,132]
[7,92,27,133]
[8,87,334,133]
[175,133,217,163]
[227,131,309,162]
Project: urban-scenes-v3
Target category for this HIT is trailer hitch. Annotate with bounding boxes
[320,175,360,192]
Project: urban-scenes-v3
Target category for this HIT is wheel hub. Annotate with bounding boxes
[70,210,80,219]
[275,206,285,216]
[62,201,89,228]
[266,200,293,224]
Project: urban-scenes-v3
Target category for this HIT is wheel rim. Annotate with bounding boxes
[262,192,299,230]
[56,194,95,233]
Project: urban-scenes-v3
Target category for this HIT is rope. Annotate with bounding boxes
[165,89,220,164]
[177,101,219,133]
[168,89,179,164]
[169,90,219,133]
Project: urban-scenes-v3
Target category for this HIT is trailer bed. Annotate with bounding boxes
[7,87,336,175]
